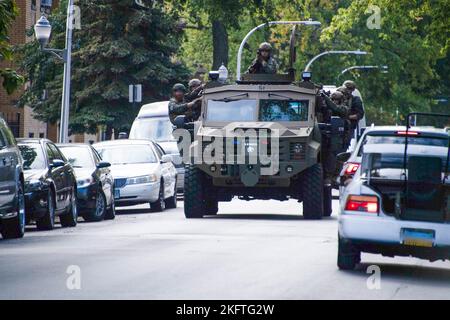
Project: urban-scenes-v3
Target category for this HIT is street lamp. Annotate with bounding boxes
[304,50,368,72]
[34,0,74,143]
[338,65,388,81]
[236,20,322,80]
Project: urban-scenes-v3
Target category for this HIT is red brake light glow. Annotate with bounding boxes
[396,131,419,136]
[345,195,379,214]
[344,162,360,175]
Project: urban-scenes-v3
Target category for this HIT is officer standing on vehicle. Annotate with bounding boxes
[185,79,204,121]
[339,81,365,136]
[168,83,201,125]
[247,42,278,74]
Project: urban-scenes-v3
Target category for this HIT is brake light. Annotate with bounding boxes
[397,131,419,136]
[345,195,379,214]
[344,162,360,175]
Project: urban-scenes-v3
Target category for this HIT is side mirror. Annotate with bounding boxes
[97,161,111,169]
[50,159,65,169]
[337,152,352,163]
[161,155,172,164]
[174,115,186,129]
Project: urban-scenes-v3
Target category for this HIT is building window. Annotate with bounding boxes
[39,133,45,138]
[41,0,53,8]
[29,133,35,138]
[31,0,36,10]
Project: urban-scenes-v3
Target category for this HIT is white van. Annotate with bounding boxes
[129,101,184,192]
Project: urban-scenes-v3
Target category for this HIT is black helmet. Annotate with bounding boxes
[172,83,186,92]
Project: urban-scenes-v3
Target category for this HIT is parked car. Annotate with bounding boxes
[17,139,78,230]
[129,101,184,193]
[58,143,115,222]
[338,136,450,270]
[93,139,178,212]
[337,126,450,195]
[0,118,25,239]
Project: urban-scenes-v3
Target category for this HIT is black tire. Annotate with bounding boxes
[105,191,116,220]
[1,182,25,239]
[36,189,55,231]
[337,235,361,270]
[60,187,78,228]
[205,197,219,216]
[301,164,324,220]
[165,182,177,209]
[150,181,166,212]
[83,190,106,222]
[323,185,333,217]
[184,165,206,219]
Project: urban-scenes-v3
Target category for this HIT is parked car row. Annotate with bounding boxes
[0,116,179,240]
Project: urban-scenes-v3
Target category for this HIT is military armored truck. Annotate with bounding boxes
[175,21,338,219]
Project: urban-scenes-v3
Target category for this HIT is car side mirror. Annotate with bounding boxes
[161,155,172,163]
[97,161,111,169]
[337,152,352,163]
[50,159,65,169]
[174,115,186,129]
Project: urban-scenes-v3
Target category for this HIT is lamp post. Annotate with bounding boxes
[303,50,368,72]
[337,65,388,82]
[34,0,74,143]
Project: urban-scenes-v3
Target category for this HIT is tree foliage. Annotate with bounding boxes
[0,0,25,94]
[19,0,189,135]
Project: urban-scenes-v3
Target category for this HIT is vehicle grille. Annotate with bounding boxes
[114,178,127,189]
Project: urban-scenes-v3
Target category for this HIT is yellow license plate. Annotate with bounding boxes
[402,229,435,248]
[403,238,433,248]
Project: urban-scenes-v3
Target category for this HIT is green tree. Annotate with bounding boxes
[19,0,189,137]
[0,0,25,94]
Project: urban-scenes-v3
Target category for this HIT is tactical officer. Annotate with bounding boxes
[185,79,204,121]
[247,42,278,74]
[322,91,349,119]
[168,83,201,125]
[339,81,365,134]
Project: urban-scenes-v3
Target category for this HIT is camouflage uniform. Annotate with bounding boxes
[168,98,190,125]
[247,42,278,74]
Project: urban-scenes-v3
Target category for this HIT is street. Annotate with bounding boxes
[1,198,449,300]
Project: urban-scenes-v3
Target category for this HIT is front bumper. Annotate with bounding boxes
[339,213,450,259]
[77,184,98,213]
[115,181,160,206]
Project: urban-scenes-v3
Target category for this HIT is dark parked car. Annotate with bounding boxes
[17,139,78,230]
[0,118,25,239]
[58,143,115,222]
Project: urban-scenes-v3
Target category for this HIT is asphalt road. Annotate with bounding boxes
[0,198,449,300]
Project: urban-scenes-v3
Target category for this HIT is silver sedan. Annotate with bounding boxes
[93,140,178,212]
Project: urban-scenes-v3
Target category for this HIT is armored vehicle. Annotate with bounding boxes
[175,21,339,219]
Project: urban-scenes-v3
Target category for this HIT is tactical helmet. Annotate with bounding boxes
[331,91,344,101]
[172,83,186,92]
[188,79,202,89]
[343,80,357,90]
[259,42,273,51]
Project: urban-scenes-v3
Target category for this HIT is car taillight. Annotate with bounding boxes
[345,195,379,214]
[397,131,419,136]
[344,162,360,175]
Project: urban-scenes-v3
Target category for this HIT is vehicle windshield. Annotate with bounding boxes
[206,99,257,121]
[259,100,309,121]
[358,134,449,156]
[18,144,46,170]
[130,117,174,142]
[96,145,157,165]
[59,146,94,168]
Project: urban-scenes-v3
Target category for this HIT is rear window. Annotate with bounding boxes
[358,134,448,156]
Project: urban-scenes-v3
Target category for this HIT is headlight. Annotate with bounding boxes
[77,176,94,188]
[126,174,157,185]
[26,179,43,191]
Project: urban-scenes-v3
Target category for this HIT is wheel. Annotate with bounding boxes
[337,235,361,270]
[82,190,106,222]
[165,182,177,209]
[1,181,25,239]
[150,181,166,212]
[323,185,333,217]
[105,191,116,220]
[205,193,218,216]
[301,164,324,220]
[36,189,56,231]
[184,165,206,219]
[60,187,78,228]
